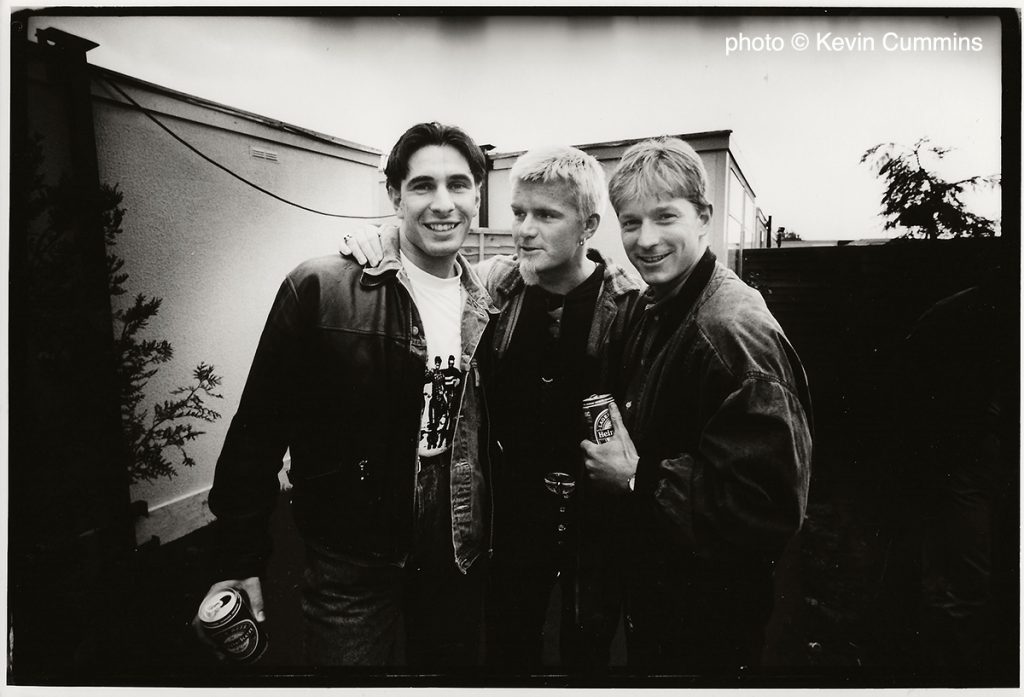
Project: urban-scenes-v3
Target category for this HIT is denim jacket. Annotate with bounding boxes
[621,252,813,564]
[209,226,497,579]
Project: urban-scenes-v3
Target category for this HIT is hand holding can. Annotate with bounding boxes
[582,394,616,444]
[194,580,268,663]
[580,399,639,492]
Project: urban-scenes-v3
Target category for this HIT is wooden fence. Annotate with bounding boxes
[741,238,1012,474]
[462,227,514,264]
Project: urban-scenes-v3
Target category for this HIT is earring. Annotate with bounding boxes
[578,238,585,247]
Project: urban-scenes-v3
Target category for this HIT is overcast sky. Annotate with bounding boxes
[19,9,1006,240]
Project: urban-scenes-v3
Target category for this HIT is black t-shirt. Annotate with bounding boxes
[492,265,604,518]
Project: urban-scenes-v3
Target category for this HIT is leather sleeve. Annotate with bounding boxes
[208,277,304,580]
[646,373,812,559]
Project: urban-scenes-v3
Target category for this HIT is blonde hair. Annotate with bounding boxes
[608,137,711,216]
[509,145,607,220]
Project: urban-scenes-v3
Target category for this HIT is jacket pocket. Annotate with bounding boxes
[290,456,395,558]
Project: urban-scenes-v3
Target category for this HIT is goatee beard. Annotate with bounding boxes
[518,257,540,286]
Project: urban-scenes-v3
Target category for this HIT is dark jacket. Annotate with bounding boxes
[481,249,641,551]
[482,248,644,390]
[209,228,497,579]
[622,252,813,565]
[619,252,813,666]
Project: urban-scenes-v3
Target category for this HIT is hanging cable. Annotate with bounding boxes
[100,77,395,220]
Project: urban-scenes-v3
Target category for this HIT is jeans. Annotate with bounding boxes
[624,554,774,672]
[300,454,485,667]
[486,482,624,670]
[486,545,622,670]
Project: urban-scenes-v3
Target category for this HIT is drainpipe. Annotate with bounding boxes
[479,143,495,228]
[34,26,136,552]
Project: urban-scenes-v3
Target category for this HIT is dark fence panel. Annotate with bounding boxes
[742,239,1009,473]
[744,239,1017,679]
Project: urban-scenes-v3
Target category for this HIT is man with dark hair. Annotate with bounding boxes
[194,121,496,667]
[340,145,642,670]
[583,137,812,671]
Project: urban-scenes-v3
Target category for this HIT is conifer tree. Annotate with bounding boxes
[861,138,1000,240]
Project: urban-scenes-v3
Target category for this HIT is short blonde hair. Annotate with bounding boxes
[509,145,608,220]
[608,137,711,216]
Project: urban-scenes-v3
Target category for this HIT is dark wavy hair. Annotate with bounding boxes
[383,121,488,191]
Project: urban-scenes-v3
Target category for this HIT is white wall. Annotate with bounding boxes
[91,75,382,542]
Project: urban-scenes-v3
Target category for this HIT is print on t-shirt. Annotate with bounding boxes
[420,354,464,457]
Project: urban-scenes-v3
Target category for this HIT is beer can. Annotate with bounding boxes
[582,393,616,444]
[198,586,268,663]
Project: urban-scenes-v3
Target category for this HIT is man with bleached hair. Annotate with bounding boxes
[340,145,642,670]
[481,146,641,670]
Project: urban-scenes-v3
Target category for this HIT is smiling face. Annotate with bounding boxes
[389,144,481,278]
[618,196,710,290]
[510,179,596,286]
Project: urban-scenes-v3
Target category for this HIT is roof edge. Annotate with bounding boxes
[489,130,734,161]
[89,62,382,156]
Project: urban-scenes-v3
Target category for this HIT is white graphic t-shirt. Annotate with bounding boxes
[401,253,465,459]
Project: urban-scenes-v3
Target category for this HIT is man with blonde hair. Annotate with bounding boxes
[341,144,641,670]
[582,137,813,670]
[481,145,641,670]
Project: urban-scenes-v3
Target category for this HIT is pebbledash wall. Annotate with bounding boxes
[84,66,389,545]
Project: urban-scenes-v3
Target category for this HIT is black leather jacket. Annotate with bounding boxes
[209,230,497,579]
[622,252,813,564]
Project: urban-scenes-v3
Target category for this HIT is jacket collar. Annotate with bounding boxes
[460,254,500,316]
[361,224,498,315]
[359,224,404,287]
[642,247,717,321]
[591,247,644,298]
